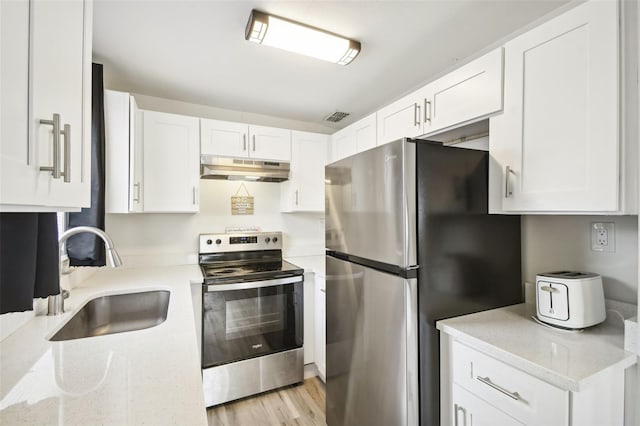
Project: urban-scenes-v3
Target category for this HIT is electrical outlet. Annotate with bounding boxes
[591,222,615,252]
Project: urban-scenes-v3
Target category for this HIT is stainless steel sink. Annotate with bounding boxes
[50,290,170,341]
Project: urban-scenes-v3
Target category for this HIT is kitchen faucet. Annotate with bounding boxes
[48,226,123,315]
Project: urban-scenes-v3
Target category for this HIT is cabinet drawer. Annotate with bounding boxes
[453,383,523,426]
[452,341,568,425]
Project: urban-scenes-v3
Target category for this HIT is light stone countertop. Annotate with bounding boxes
[0,265,207,426]
[285,255,325,277]
[436,303,637,392]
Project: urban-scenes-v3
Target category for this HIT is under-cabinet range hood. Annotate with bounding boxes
[200,155,290,182]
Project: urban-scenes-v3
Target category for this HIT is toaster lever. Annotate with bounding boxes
[540,285,558,293]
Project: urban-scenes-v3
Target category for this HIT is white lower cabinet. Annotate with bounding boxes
[302,272,315,365]
[451,341,568,425]
[314,275,326,381]
[444,339,627,426]
[452,384,523,426]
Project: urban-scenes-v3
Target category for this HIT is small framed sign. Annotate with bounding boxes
[231,183,254,215]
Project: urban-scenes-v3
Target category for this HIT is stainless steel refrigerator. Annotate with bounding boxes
[325,138,522,426]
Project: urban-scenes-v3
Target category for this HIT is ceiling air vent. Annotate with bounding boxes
[324,111,350,123]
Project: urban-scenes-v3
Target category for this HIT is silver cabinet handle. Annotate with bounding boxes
[243,134,247,151]
[295,189,299,206]
[133,182,141,202]
[39,113,61,178]
[193,186,198,205]
[454,404,466,426]
[413,103,421,127]
[424,99,432,124]
[252,135,256,152]
[60,124,70,182]
[505,166,515,198]
[476,376,520,400]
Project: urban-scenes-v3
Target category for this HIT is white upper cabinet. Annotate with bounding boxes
[330,126,356,163]
[249,125,291,161]
[422,48,503,136]
[105,92,144,213]
[353,113,377,152]
[376,90,424,145]
[200,119,291,162]
[142,111,200,213]
[376,48,504,146]
[200,119,248,158]
[281,131,328,212]
[0,0,92,211]
[490,0,625,213]
[329,113,377,163]
[105,97,199,213]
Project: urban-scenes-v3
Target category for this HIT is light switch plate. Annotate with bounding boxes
[591,222,615,252]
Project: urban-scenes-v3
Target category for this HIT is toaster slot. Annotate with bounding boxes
[537,281,569,321]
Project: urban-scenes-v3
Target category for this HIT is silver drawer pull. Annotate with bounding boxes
[476,376,520,400]
[61,123,70,182]
[505,165,515,198]
[39,113,61,178]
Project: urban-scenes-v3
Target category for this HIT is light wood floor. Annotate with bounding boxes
[207,377,326,426]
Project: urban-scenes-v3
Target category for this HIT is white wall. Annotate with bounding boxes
[130,93,334,135]
[105,180,324,265]
[522,215,638,304]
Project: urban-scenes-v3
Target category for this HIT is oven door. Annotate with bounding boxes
[202,275,303,369]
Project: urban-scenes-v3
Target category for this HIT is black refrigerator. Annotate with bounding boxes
[325,138,522,426]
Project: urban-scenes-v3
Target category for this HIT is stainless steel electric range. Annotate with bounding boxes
[198,232,304,407]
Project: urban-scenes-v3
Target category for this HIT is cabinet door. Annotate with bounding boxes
[1,0,91,211]
[129,96,144,212]
[303,272,315,365]
[376,91,423,146]
[248,125,291,161]
[0,0,31,207]
[200,118,248,158]
[423,48,503,136]
[330,126,356,162]
[142,111,200,212]
[492,1,618,212]
[452,384,524,426]
[353,113,377,153]
[314,276,326,381]
[283,131,327,212]
[104,90,130,213]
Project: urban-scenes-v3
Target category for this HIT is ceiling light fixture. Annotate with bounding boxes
[245,9,361,66]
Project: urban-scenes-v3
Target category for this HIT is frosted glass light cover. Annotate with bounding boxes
[245,10,360,65]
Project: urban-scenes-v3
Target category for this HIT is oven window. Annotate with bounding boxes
[225,294,285,339]
[202,281,302,368]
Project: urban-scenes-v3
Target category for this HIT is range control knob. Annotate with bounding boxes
[215,239,222,245]
[265,237,271,244]
[272,236,278,243]
[206,239,213,245]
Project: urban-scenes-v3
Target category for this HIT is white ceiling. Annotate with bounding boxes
[93,0,569,130]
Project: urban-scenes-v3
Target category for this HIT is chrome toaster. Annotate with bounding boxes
[535,271,606,329]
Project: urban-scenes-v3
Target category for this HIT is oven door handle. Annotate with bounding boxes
[205,275,303,292]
